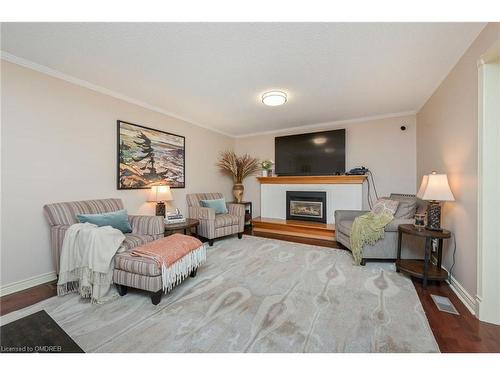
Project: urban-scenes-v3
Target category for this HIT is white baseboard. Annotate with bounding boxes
[444,270,478,316]
[0,272,57,297]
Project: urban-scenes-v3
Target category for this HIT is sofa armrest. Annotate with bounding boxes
[334,210,369,223]
[227,203,245,232]
[226,203,245,217]
[188,206,216,221]
[128,215,164,236]
[385,218,415,232]
[50,224,71,274]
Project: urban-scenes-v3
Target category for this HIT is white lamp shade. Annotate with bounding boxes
[147,185,173,202]
[419,173,455,202]
[416,174,429,199]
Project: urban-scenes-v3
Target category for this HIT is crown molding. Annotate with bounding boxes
[233,110,417,138]
[478,39,500,66]
[2,51,418,139]
[0,51,234,138]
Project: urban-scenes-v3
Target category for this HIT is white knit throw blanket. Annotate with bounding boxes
[57,223,125,304]
[160,245,206,293]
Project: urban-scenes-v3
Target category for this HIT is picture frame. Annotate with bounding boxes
[117,120,185,189]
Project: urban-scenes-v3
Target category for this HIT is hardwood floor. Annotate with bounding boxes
[0,281,57,316]
[252,217,336,243]
[414,281,500,352]
[1,229,499,352]
[248,228,345,249]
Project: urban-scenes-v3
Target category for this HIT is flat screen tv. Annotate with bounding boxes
[275,129,346,176]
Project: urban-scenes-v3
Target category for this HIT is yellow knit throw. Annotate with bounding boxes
[350,212,394,265]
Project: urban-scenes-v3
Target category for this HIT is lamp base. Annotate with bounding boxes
[425,227,444,232]
[426,201,442,231]
[155,202,166,217]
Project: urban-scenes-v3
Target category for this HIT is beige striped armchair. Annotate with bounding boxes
[186,193,245,246]
[43,198,164,273]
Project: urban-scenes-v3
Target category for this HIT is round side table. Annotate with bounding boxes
[396,224,451,288]
[164,218,200,237]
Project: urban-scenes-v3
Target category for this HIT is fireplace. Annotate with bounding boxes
[286,191,327,223]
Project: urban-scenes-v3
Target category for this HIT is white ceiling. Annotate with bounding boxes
[1,22,486,136]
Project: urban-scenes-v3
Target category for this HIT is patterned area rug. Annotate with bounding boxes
[0,236,439,352]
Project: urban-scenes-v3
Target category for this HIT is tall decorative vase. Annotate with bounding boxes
[233,183,244,203]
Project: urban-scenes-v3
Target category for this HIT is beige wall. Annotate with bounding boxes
[416,23,500,297]
[1,61,234,287]
[235,115,417,218]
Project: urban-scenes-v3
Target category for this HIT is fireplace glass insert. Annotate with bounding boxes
[286,191,327,223]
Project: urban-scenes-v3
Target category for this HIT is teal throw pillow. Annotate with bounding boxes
[200,198,228,214]
[77,209,132,233]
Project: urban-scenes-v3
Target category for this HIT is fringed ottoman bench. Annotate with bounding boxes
[113,233,206,305]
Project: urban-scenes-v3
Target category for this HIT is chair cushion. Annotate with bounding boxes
[336,220,354,236]
[371,199,399,216]
[114,251,161,277]
[122,233,157,251]
[77,209,132,233]
[393,197,417,219]
[214,214,239,228]
[43,198,124,226]
[395,201,417,219]
[186,193,223,207]
[200,198,228,214]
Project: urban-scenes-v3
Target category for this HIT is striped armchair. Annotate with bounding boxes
[186,193,245,246]
[43,198,164,273]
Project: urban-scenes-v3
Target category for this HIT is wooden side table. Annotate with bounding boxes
[230,201,252,228]
[164,218,200,237]
[396,224,451,288]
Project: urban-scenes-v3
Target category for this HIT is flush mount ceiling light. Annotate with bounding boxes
[262,90,287,106]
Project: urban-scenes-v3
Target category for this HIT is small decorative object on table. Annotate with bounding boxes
[260,159,274,177]
[165,208,185,224]
[232,183,244,203]
[414,213,426,230]
[216,150,260,203]
[147,185,173,217]
[417,171,455,231]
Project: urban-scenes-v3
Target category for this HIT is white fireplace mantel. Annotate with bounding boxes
[258,176,367,224]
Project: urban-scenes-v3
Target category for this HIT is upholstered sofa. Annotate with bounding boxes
[186,193,245,246]
[43,198,164,273]
[334,194,426,264]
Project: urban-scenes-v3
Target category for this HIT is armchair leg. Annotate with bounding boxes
[190,268,198,277]
[151,290,163,305]
[116,284,128,296]
[208,239,214,246]
[238,232,243,239]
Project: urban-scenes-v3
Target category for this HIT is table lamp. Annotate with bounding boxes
[417,171,455,231]
[147,185,173,217]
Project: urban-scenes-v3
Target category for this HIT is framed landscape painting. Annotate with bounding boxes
[117,120,185,189]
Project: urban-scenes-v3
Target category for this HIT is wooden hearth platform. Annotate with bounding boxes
[252,217,336,243]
